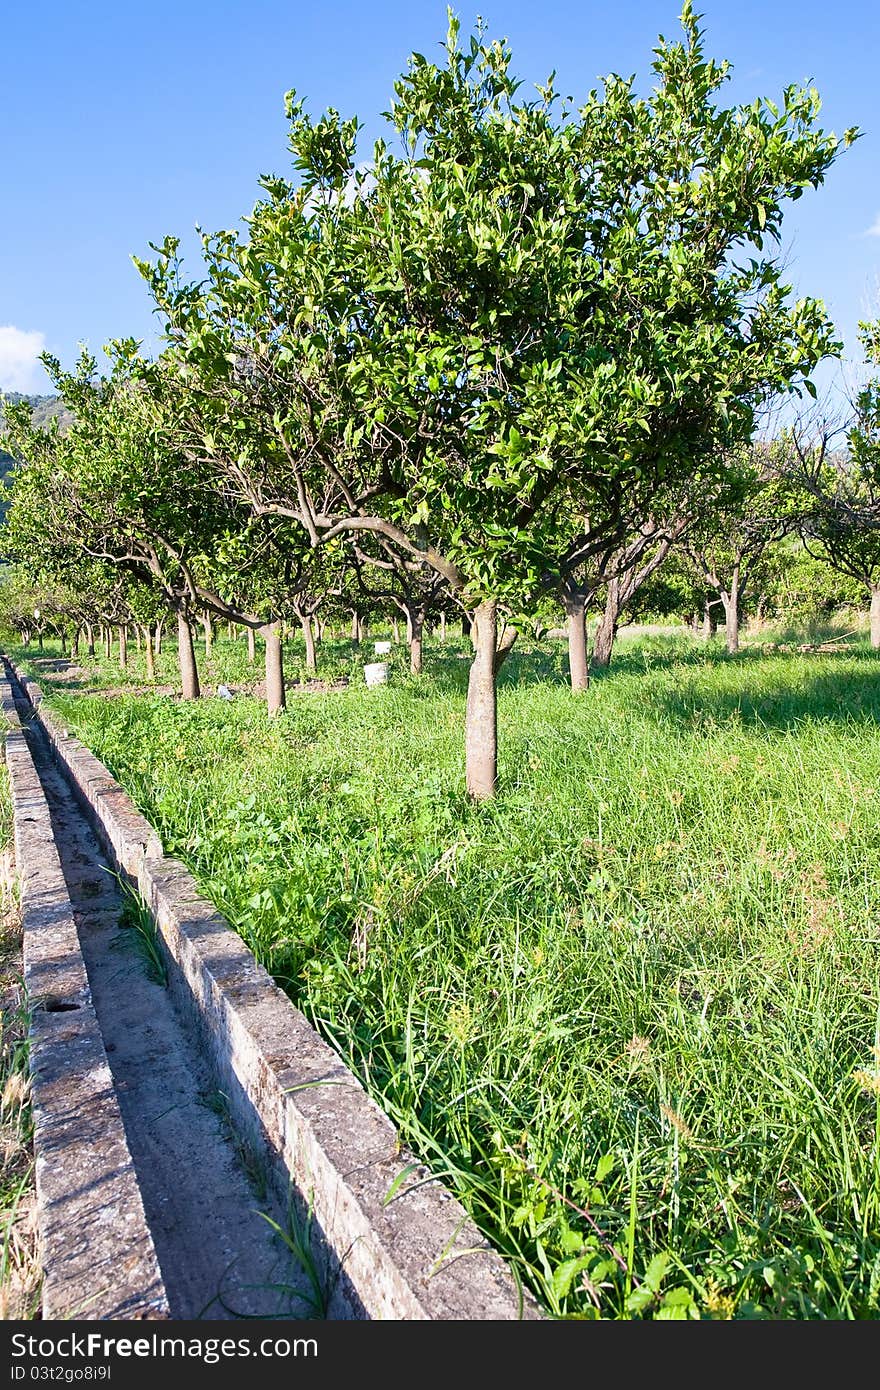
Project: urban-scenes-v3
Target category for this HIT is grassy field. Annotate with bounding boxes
[21,625,880,1319]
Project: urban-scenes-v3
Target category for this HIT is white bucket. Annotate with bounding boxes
[364,661,389,687]
[373,640,392,655]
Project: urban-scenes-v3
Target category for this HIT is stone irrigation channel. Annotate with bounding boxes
[1,657,538,1322]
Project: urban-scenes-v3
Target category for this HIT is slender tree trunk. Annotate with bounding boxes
[177,610,200,700]
[702,599,717,640]
[86,624,95,657]
[71,627,80,659]
[103,626,112,659]
[301,613,317,673]
[247,625,256,663]
[405,610,414,644]
[143,626,155,681]
[134,626,141,653]
[592,585,621,671]
[466,602,499,801]
[263,622,286,714]
[58,629,67,657]
[202,613,213,658]
[871,584,880,650]
[227,622,234,640]
[350,611,361,646]
[439,612,447,643]
[563,590,589,692]
[392,617,400,644]
[723,577,740,655]
[155,617,164,656]
[118,626,127,670]
[38,631,43,652]
[410,610,424,675]
[315,618,324,644]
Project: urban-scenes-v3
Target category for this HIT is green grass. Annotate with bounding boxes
[116,876,169,987]
[23,628,880,1319]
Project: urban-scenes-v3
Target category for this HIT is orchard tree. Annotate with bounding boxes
[683,445,797,653]
[2,351,229,697]
[781,325,880,647]
[343,537,447,674]
[762,534,864,623]
[3,350,304,708]
[140,5,852,795]
[590,514,693,670]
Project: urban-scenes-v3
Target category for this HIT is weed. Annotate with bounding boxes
[201,1090,268,1202]
[115,877,167,987]
[258,1197,329,1319]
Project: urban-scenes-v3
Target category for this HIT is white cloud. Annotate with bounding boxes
[865,213,880,238]
[0,325,47,393]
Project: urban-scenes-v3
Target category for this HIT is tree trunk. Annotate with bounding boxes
[143,626,155,681]
[177,610,200,700]
[410,610,424,675]
[263,622,286,715]
[439,612,447,643]
[592,584,621,670]
[155,617,164,656]
[71,628,80,659]
[243,624,254,663]
[37,631,43,651]
[58,629,67,657]
[301,613,317,673]
[405,610,414,644]
[103,626,112,660]
[592,617,616,668]
[134,626,141,653]
[564,590,589,692]
[227,622,234,640]
[871,584,880,650]
[202,613,213,658]
[702,599,717,640]
[461,614,472,640]
[118,626,128,670]
[86,624,95,657]
[465,601,499,801]
[351,611,361,646]
[392,617,400,644]
[722,580,740,655]
[724,602,740,654]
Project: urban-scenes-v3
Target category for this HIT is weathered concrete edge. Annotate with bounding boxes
[22,670,540,1321]
[0,677,169,1321]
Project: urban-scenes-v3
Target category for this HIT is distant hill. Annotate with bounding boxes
[0,392,73,484]
[2,391,73,434]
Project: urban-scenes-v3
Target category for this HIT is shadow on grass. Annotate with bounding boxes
[426,633,719,693]
[649,658,880,733]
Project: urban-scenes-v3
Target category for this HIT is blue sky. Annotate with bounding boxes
[2,1,878,397]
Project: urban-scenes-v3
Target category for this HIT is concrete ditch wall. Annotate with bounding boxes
[0,676,170,1320]
[8,663,539,1321]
